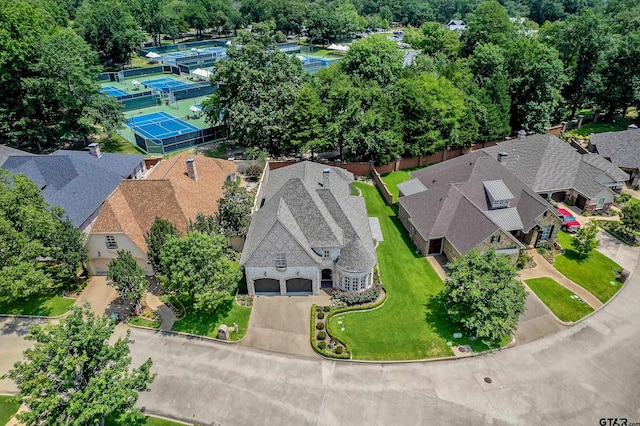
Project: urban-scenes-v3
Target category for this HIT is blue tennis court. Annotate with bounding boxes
[100,86,129,97]
[140,77,193,93]
[126,112,200,140]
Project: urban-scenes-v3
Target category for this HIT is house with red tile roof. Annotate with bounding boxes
[87,153,236,275]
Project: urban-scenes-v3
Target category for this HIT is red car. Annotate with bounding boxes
[557,208,581,233]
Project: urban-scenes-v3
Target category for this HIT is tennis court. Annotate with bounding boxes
[100,86,129,97]
[140,77,193,93]
[126,112,199,140]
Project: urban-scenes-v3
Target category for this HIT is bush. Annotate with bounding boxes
[317,331,326,340]
[332,282,382,306]
[316,322,325,330]
[318,341,326,349]
[317,311,324,319]
[245,163,263,182]
[565,198,574,206]
[515,252,531,270]
[334,346,343,354]
[615,193,631,204]
[322,305,331,312]
[537,247,547,255]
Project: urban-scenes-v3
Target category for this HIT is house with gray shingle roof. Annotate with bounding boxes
[398,151,561,263]
[240,161,377,295]
[1,144,145,231]
[484,133,628,212]
[589,125,640,186]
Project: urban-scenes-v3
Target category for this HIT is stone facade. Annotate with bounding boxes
[475,230,520,263]
[399,204,430,255]
[442,238,460,262]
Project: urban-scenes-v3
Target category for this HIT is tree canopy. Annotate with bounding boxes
[107,250,148,312]
[571,222,600,258]
[217,179,253,238]
[144,217,179,275]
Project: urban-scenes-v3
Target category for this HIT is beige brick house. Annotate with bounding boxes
[397,150,562,263]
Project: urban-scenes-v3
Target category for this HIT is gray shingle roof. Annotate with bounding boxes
[590,128,640,169]
[0,145,34,167]
[1,150,144,228]
[397,178,427,196]
[241,161,376,272]
[483,134,627,198]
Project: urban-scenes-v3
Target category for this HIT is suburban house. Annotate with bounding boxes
[0,144,146,231]
[588,125,640,187]
[87,153,236,275]
[240,161,377,296]
[446,20,467,31]
[397,151,562,263]
[483,133,628,213]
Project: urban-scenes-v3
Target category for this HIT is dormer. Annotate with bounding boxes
[483,180,514,209]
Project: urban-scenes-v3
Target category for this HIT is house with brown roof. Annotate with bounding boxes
[87,153,236,275]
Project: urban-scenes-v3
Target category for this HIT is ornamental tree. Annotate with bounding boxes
[217,179,252,238]
[107,250,148,313]
[444,249,526,343]
[4,305,154,426]
[621,202,640,232]
[571,221,600,258]
[144,217,179,275]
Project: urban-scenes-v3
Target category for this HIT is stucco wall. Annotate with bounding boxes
[87,232,152,275]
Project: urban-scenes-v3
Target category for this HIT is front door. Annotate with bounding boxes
[321,269,333,288]
[428,238,443,255]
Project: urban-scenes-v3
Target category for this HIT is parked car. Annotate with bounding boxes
[557,208,581,233]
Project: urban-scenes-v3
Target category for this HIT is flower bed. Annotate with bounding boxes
[310,304,350,359]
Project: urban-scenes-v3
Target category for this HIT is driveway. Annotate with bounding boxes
[73,276,119,316]
[0,317,46,393]
[596,230,639,271]
[513,290,567,344]
[240,293,331,357]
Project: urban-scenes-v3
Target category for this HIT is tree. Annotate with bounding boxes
[74,0,144,65]
[49,219,87,284]
[405,22,461,58]
[159,231,242,311]
[462,1,515,54]
[571,221,600,258]
[107,250,148,313]
[188,212,221,235]
[340,36,404,87]
[289,84,329,156]
[621,202,640,232]
[4,305,153,426]
[144,217,179,275]
[444,249,526,343]
[217,179,252,238]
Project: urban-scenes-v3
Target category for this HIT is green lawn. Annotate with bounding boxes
[525,278,594,322]
[129,316,161,329]
[380,165,429,203]
[171,298,251,341]
[565,115,637,137]
[106,413,188,426]
[0,395,20,425]
[0,291,74,316]
[327,182,497,360]
[101,134,146,155]
[554,231,622,303]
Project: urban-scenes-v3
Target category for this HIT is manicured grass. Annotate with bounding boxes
[566,116,637,137]
[525,278,594,322]
[171,298,251,341]
[380,165,429,203]
[129,316,161,329]
[106,413,188,426]
[554,231,622,303]
[0,291,74,316]
[0,395,20,425]
[327,182,497,360]
[101,134,146,155]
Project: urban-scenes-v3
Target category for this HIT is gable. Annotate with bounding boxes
[243,221,317,268]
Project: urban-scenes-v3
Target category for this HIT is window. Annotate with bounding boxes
[491,234,501,244]
[275,253,286,269]
[596,197,605,210]
[323,250,330,259]
[105,235,118,249]
[360,276,367,290]
[539,225,552,242]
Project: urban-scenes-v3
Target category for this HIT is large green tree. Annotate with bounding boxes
[144,217,179,275]
[159,231,242,311]
[340,36,404,87]
[107,250,148,313]
[571,221,600,258]
[4,305,154,426]
[289,84,328,156]
[462,1,515,54]
[217,179,253,238]
[444,249,526,343]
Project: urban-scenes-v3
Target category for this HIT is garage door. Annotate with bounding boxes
[91,259,110,276]
[253,278,280,293]
[286,278,313,293]
[576,195,588,210]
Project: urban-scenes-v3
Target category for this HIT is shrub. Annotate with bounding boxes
[515,252,531,270]
[316,322,325,330]
[317,331,326,340]
[317,312,324,319]
[245,163,263,182]
[334,346,343,354]
[322,305,330,312]
[318,341,326,349]
[537,247,547,255]
[565,198,574,206]
[332,282,382,306]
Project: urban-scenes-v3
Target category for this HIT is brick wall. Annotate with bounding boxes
[371,167,394,205]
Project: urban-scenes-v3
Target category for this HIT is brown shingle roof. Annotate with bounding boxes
[91,154,236,252]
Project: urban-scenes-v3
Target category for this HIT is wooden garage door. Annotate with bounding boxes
[253,278,280,293]
[286,278,313,293]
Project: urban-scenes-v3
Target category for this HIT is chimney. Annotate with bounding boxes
[186,158,198,181]
[517,130,527,139]
[497,152,508,163]
[322,168,330,187]
[88,143,102,158]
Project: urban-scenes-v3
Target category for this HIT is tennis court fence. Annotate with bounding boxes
[130,125,228,154]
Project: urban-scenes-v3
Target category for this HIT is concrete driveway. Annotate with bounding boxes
[240,293,331,357]
[0,317,45,393]
[597,231,639,271]
[73,276,119,316]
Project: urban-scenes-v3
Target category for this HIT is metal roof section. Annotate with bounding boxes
[494,247,520,256]
[484,207,524,231]
[483,180,514,201]
[397,178,427,197]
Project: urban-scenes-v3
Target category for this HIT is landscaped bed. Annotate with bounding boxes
[171,297,251,341]
[554,231,623,303]
[326,182,501,360]
[0,290,75,316]
[129,316,161,329]
[525,277,594,322]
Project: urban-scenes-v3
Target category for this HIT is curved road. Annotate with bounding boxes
[125,255,640,425]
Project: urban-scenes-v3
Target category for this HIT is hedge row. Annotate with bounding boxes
[310,304,350,359]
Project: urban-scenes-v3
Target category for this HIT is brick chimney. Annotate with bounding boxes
[186,158,198,181]
[88,143,102,158]
[322,168,330,187]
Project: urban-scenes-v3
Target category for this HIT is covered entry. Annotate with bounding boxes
[253,278,280,293]
[576,195,588,210]
[428,238,443,255]
[286,278,313,293]
[321,269,333,288]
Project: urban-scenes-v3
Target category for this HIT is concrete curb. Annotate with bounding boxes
[0,309,72,321]
[127,322,247,344]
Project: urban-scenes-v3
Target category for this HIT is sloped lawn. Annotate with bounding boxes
[525,278,594,322]
[554,231,622,303]
[327,183,497,360]
[171,297,251,341]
